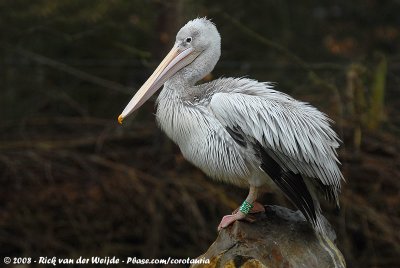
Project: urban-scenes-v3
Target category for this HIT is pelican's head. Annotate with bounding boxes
[118,18,221,124]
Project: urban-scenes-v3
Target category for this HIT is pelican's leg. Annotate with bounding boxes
[217,186,264,231]
[231,201,265,214]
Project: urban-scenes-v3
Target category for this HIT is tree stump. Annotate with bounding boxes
[191,205,346,268]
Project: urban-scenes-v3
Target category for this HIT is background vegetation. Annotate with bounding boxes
[1,1,399,267]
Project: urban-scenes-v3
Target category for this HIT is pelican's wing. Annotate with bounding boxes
[208,78,343,194]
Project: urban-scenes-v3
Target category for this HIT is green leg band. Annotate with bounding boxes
[239,200,254,214]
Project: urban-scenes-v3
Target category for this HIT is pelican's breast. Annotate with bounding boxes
[156,88,250,186]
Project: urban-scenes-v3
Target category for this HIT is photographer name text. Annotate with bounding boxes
[5,256,210,266]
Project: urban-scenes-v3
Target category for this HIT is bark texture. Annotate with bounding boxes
[192,205,346,268]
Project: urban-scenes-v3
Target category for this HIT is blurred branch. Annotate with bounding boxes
[10,46,133,95]
[222,13,310,72]
[345,64,367,156]
[113,41,152,59]
[367,53,387,130]
[0,118,152,150]
[342,192,400,252]
[222,13,344,130]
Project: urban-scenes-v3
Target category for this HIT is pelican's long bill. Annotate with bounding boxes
[118,46,196,124]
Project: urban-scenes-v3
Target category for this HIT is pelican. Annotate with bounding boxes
[118,18,344,234]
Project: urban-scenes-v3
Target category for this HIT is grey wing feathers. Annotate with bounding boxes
[208,78,344,194]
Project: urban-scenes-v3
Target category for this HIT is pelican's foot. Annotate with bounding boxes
[217,211,246,231]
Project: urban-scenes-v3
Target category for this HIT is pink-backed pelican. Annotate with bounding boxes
[118,18,343,234]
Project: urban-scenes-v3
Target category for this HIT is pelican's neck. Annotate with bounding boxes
[161,62,204,101]
[159,75,193,106]
[164,71,194,92]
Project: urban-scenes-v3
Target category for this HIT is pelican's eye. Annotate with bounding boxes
[186,37,192,43]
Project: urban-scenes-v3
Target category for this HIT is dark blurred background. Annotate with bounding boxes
[1,1,399,267]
